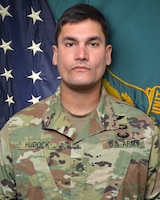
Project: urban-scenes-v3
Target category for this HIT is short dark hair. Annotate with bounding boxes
[55,4,108,45]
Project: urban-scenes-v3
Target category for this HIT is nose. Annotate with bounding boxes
[75,45,88,61]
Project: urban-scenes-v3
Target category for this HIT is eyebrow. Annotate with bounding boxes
[62,36,102,42]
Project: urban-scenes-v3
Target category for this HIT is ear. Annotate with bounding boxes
[105,44,112,66]
[52,45,58,65]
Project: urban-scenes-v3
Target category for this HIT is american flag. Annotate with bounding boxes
[0,0,60,129]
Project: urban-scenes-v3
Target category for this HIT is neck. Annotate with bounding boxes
[60,83,101,116]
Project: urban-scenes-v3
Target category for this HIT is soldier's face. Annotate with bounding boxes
[52,19,112,90]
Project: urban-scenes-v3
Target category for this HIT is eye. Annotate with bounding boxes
[88,41,99,47]
[65,42,76,47]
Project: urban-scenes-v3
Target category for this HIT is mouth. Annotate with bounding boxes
[72,66,90,72]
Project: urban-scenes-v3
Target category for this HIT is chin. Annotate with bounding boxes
[69,83,98,91]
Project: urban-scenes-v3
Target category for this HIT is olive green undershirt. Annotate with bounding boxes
[63,107,94,134]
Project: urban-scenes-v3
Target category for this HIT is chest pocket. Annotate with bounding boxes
[70,137,147,200]
[15,149,63,200]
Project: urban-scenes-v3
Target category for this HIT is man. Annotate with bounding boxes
[0,4,160,200]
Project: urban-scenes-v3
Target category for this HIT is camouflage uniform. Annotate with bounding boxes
[0,86,160,200]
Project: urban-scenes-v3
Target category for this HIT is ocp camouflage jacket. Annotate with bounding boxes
[0,87,160,200]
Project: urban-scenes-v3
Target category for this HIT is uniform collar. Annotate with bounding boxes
[42,86,120,141]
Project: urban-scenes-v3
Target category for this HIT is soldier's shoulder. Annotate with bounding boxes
[1,95,53,132]
[108,94,154,123]
[16,95,52,116]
